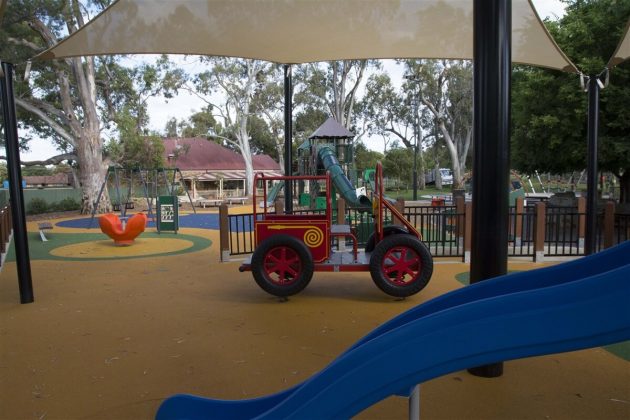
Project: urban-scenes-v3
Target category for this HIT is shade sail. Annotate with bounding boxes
[34,0,577,72]
[608,19,630,68]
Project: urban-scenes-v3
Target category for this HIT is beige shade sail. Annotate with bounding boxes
[34,0,577,72]
[608,19,630,68]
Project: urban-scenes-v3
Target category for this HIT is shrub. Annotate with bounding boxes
[55,197,81,211]
[27,198,48,215]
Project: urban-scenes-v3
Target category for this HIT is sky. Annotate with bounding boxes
[18,0,567,162]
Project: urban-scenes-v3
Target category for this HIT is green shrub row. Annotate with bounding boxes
[27,197,81,215]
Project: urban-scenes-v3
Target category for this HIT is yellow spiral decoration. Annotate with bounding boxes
[303,228,324,248]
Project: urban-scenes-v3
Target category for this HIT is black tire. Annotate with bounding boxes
[251,234,314,297]
[369,234,433,298]
[364,226,410,252]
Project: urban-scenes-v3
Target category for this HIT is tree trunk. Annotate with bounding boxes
[437,122,464,189]
[77,130,109,214]
[435,162,443,190]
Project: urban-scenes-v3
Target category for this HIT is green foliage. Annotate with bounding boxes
[247,116,277,157]
[511,0,630,202]
[26,196,80,214]
[50,197,80,211]
[180,107,218,139]
[383,146,413,181]
[106,107,165,169]
[354,141,383,171]
[22,165,52,176]
[294,107,328,143]
[27,198,48,215]
[0,162,8,182]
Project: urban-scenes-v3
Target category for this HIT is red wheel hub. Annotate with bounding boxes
[263,246,302,285]
[381,246,421,285]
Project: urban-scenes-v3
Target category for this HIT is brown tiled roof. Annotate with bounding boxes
[163,138,281,171]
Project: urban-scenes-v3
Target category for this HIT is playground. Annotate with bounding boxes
[0,207,628,419]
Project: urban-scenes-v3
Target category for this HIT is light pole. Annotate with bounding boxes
[404,74,420,200]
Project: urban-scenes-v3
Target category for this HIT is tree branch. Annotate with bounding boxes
[7,36,40,51]
[15,98,76,146]
[0,153,77,166]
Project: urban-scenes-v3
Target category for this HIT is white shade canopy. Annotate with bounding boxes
[34,0,577,72]
[608,19,630,68]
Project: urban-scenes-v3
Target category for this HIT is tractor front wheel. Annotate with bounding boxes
[369,234,433,298]
[251,235,314,297]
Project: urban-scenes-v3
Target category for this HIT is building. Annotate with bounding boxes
[163,138,282,198]
[21,173,74,188]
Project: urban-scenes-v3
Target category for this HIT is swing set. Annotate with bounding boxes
[89,166,196,227]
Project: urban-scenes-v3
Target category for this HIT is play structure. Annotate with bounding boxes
[89,166,195,227]
[98,212,147,246]
[263,118,370,209]
[158,240,630,419]
[240,162,433,298]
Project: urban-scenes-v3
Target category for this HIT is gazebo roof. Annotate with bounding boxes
[309,118,354,140]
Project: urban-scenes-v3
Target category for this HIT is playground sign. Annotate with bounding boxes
[157,195,178,233]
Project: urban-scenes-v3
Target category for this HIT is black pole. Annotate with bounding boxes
[585,75,599,255]
[1,62,34,304]
[283,64,293,213]
[469,0,511,378]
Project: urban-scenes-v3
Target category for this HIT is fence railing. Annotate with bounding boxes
[0,204,12,268]
[221,196,629,262]
[404,205,464,257]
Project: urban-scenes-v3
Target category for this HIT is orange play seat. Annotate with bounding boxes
[98,212,147,246]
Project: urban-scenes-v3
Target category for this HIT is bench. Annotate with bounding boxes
[38,222,53,241]
[227,197,247,205]
[197,199,223,208]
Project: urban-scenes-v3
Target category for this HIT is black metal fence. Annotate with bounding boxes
[227,203,629,259]
[615,213,630,245]
[403,206,464,258]
[508,205,536,257]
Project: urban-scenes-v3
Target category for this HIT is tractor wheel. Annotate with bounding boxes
[369,234,433,298]
[364,226,410,252]
[251,234,314,297]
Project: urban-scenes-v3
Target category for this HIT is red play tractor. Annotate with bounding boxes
[239,163,433,298]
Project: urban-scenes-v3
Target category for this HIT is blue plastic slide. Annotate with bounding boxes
[157,241,630,419]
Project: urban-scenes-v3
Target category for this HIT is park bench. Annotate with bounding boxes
[227,197,247,205]
[38,222,53,241]
[197,199,223,208]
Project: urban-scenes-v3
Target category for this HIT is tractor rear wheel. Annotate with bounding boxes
[369,234,433,298]
[251,234,314,297]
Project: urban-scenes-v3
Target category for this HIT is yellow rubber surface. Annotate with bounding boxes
[50,238,194,258]
[0,212,628,419]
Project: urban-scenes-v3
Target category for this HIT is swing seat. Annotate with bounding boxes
[98,212,147,246]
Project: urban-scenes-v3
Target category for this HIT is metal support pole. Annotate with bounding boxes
[1,61,34,304]
[408,385,420,420]
[469,0,511,377]
[585,75,599,255]
[283,64,293,214]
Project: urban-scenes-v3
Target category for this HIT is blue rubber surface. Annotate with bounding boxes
[56,214,257,231]
[157,241,630,420]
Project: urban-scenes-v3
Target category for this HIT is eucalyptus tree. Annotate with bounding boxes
[403,60,473,189]
[512,0,630,203]
[0,0,182,213]
[190,58,277,196]
[359,72,432,189]
[294,60,374,130]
